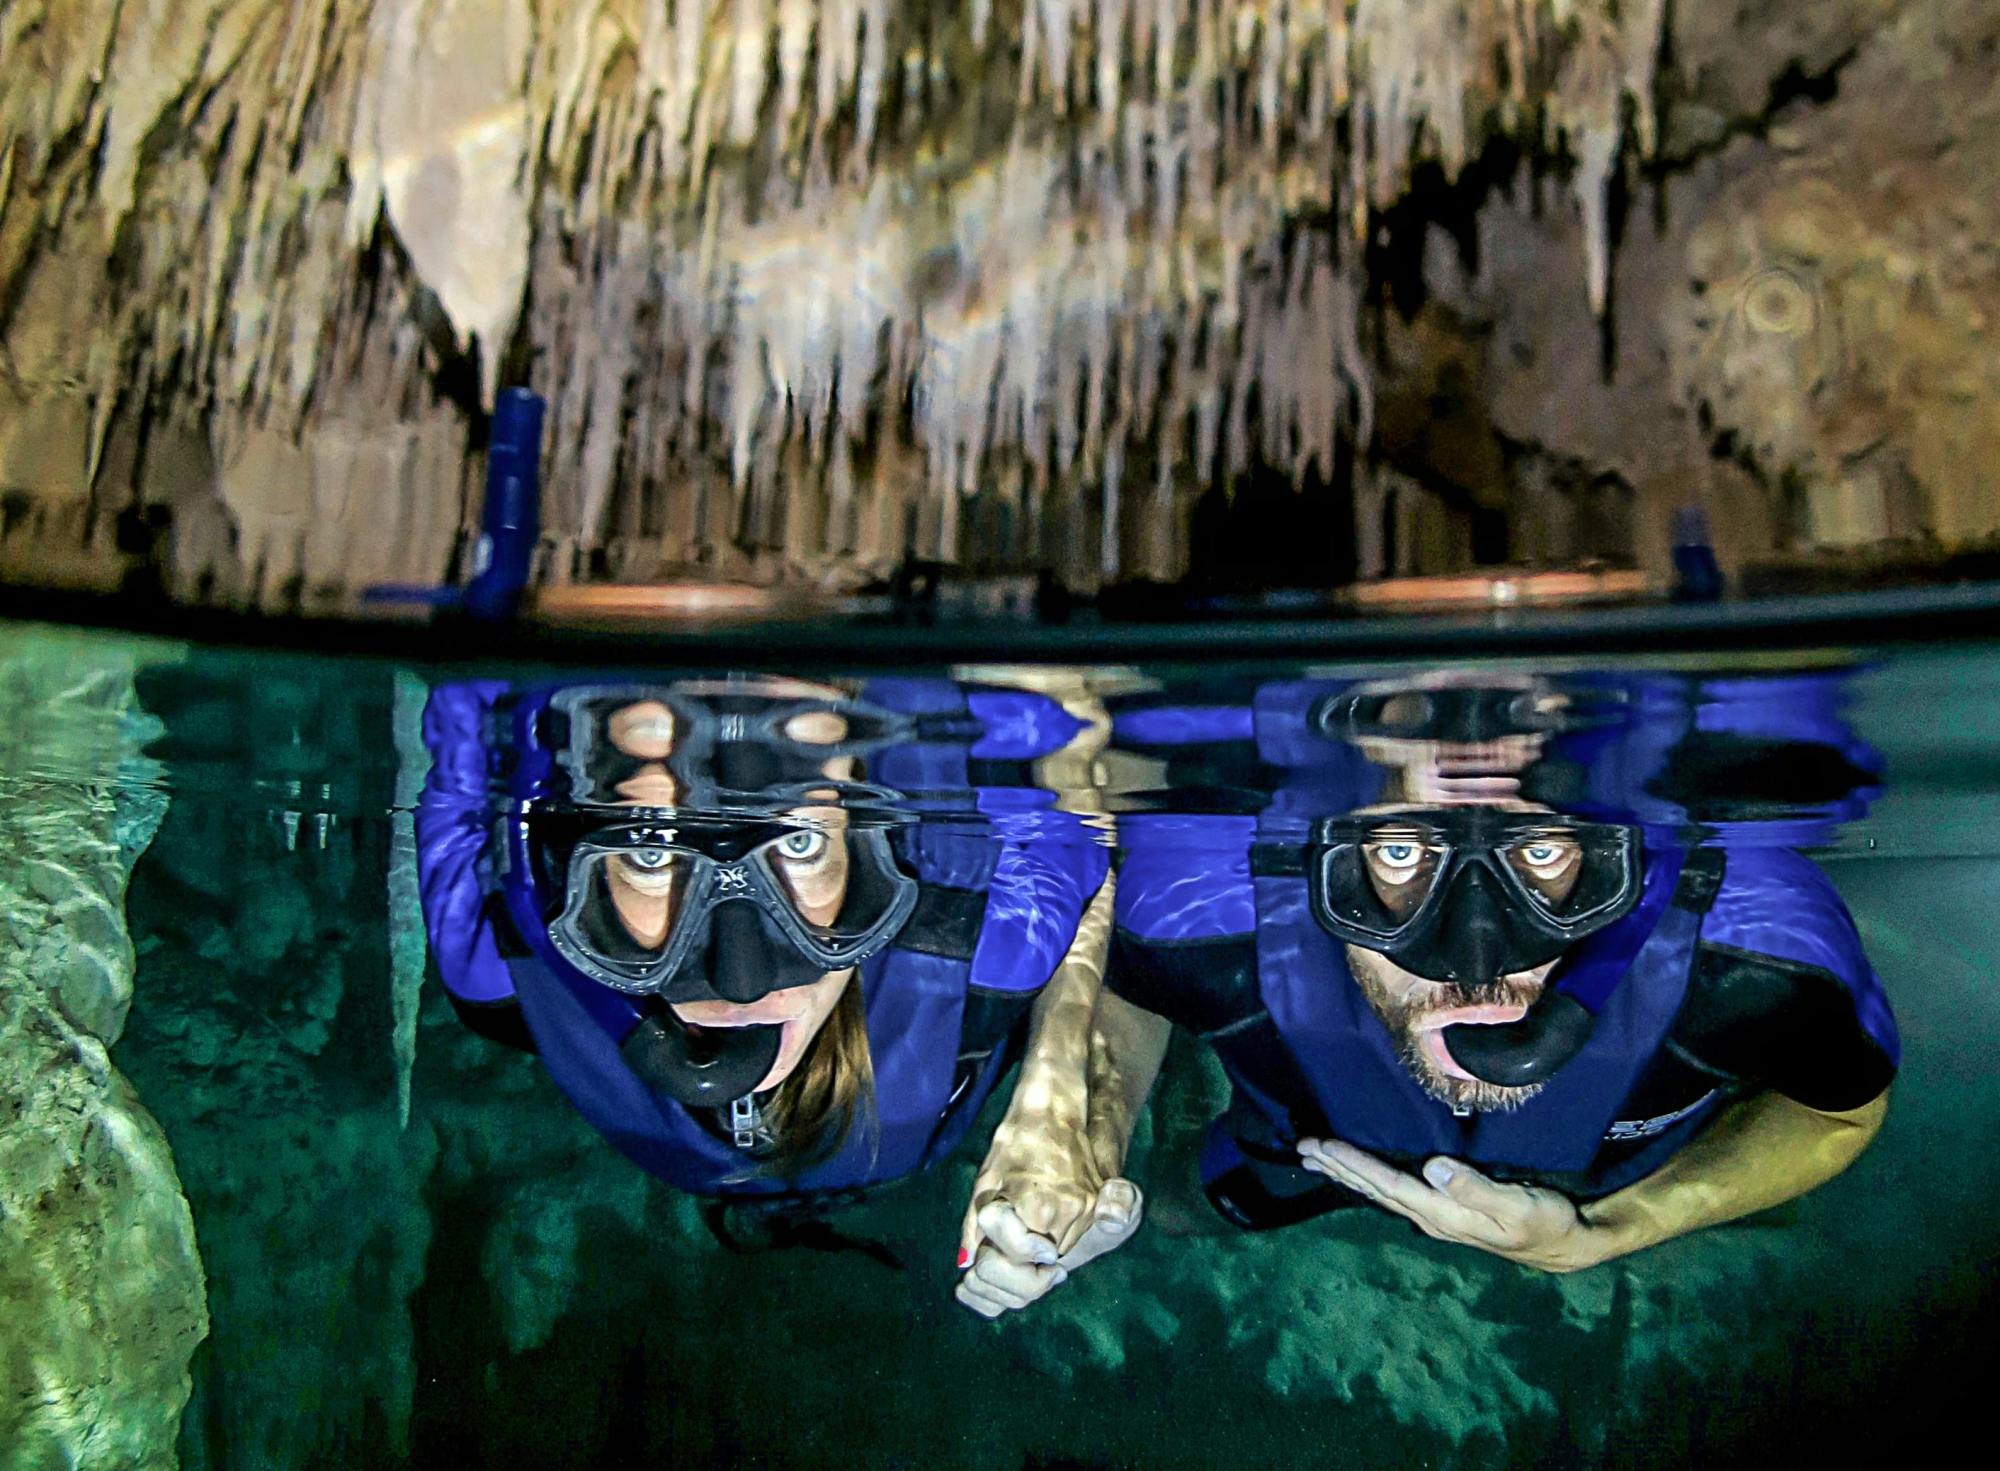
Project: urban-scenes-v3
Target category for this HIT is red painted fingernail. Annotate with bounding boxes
[956,1247,970,1269]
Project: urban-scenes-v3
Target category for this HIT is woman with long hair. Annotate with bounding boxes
[415,673,1113,1225]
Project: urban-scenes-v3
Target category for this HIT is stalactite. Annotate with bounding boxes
[387,671,429,1129]
[1555,7,1628,318]
[0,0,1667,600]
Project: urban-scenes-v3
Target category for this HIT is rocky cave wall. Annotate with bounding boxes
[1375,0,2000,583]
[112,655,682,1468]
[0,0,1993,606]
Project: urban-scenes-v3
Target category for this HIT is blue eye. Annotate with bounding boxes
[779,829,828,861]
[1369,839,1428,877]
[627,847,674,870]
[1516,838,1578,872]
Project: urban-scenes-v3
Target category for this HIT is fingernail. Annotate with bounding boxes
[1052,1268,1069,1285]
[957,1247,970,1269]
[1423,1159,1456,1189]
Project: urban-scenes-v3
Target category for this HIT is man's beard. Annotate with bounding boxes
[1346,948,1550,1113]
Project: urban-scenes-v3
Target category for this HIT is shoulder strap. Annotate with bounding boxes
[446,990,538,1053]
[957,988,1031,1052]
[1108,928,1261,1036]
[1669,941,1897,1109]
[1671,845,1727,914]
[896,884,988,963]
[1248,845,1308,879]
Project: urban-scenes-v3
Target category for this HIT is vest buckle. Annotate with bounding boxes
[730,1094,767,1150]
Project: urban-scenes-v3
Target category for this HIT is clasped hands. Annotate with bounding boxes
[954,1105,1142,1319]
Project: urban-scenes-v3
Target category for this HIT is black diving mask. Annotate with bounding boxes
[1307,809,1642,985]
[1312,678,1626,746]
[545,684,915,806]
[542,812,919,1001]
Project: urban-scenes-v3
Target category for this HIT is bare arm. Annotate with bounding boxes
[1083,987,1173,1181]
[960,871,1117,1260]
[955,892,1176,1316]
[1578,1088,1888,1262]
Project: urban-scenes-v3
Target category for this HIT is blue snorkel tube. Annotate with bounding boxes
[462,388,547,620]
[364,387,546,619]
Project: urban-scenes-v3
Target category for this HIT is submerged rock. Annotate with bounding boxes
[0,635,208,1471]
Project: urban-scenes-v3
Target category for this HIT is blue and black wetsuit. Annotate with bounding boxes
[415,679,1109,1202]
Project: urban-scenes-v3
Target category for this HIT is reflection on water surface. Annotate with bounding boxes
[1,628,1993,1469]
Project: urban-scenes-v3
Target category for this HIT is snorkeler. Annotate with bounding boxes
[955,669,1897,1314]
[415,674,1112,1223]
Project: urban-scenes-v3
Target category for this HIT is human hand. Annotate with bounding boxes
[955,1094,1141,1318]
[954,1179,1143,1319]
[1298,1137,1613,1274]
[957,1047,1109,1252]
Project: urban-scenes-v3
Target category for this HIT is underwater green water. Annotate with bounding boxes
[3,623,1997,1470]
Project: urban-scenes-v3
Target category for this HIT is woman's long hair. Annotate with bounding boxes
[759,973,876,1173]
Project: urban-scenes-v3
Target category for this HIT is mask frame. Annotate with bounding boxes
[544,684,914,807]
[1307,810,1643,983]
[1311,680,1628,747]
[539,812,919,999]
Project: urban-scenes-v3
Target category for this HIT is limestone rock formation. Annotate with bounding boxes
[0,634,208,1471]
[114,659,437,1469]
[0,1,1666,602]
[111,655,712,1467]
[2,1,1992,602]
[1370,0,2000,575]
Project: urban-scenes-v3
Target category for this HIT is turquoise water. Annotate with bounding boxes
[3,624,1996,1469]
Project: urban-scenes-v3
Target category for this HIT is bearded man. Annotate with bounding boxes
[954,671,1896,1317]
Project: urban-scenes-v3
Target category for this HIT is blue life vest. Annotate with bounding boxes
[1249,846,1718,1193]
[1118,835,1902,1196]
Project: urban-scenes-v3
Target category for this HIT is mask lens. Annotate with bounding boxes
[775,706,852,747]
[1311,822,1446,941]
[1358,828,1446,923]
[751,824,916,952]
[593,847,688,947]
[1503,832,1582,914]
[555,845,704,985]
[1502,825,1636,927]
